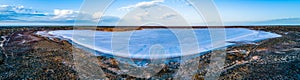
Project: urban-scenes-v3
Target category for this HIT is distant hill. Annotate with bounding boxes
[252,18,300,25]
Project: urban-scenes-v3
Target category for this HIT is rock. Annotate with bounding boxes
[252,56,260,60]
[274,51,286,54]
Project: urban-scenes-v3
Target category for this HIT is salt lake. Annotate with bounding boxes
[36,28,281,59]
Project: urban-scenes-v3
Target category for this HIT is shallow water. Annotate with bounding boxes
[37,28,281,59]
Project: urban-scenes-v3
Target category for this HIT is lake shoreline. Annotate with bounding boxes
[35,28,281,60]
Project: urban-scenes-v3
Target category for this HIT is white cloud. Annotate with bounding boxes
[52,9,79,20]
[46,9,120,25]
[119,0,165,10]
[0,5,47,21]
[0,5,83,22]
[92,12,103,19]
[0,5,41,14]
[133,12,150,21]
[0,5,121,25]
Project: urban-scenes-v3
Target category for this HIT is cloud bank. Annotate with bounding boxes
[0,5,120,26]
[119,0,165,10]
[0,5,47,21]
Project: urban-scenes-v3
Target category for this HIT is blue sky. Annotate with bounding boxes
[0,0,300,26]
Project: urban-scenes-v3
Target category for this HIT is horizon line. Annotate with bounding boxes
[0,25,299,28]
